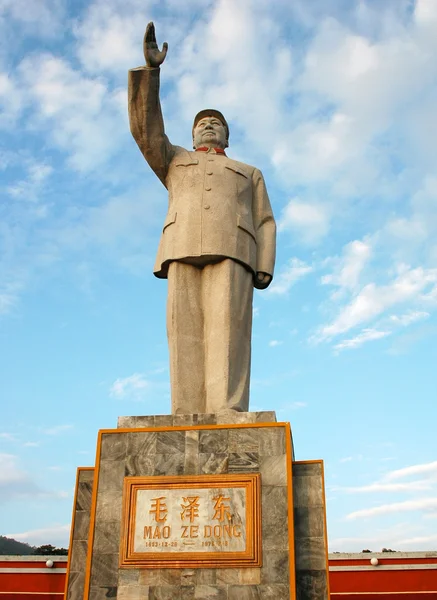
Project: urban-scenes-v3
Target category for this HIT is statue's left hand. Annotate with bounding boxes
[254,272,272,290]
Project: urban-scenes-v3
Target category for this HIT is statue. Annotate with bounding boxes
[128,23,276,415]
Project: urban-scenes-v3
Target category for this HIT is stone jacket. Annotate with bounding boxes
[128,67,276,283]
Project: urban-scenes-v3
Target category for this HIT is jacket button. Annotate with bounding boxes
[206,171,213,175]
[204,204,210,209]
[205,186,211,191]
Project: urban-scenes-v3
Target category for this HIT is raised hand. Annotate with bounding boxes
[143,22,168,68]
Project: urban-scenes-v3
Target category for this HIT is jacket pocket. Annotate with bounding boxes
[163,212,177,232]
[173,158,199,167]
[237,215,257,243]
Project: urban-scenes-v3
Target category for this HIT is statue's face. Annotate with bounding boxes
[193,116,228,149]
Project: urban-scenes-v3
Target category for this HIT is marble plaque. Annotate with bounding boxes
[120,473,261,568]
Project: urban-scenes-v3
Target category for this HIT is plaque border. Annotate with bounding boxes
[119,473,262,569]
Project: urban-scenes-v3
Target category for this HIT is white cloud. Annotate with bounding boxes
[318,265,437,340]
[0,281,25,316]
[0,454,64,503]
[110,373,150,400]
[18,53,127,171]
[385,461,437,482]
[278,199,329,244]
[269,258,313,295]
[268,340,283,347]
[389,310,430,326]
[342,481,433,494]
[0,0,64,36]
[42,424,74,436]
[333,328,391,352]
[7,161,53,201]
[7,524,71,548]
[346,497,437,520]
[74,1,148,75]
[322,240,372,296]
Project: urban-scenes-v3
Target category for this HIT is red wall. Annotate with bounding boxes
[0,552,436,599]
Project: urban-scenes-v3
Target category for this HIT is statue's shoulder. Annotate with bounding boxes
[224,156,258,178]
[170,146,197,163]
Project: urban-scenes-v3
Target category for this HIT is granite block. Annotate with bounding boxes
[159,569,182,586]
[138,568,181,587]
[228,586,259,600]
[117,585,149,600]
[76,480,93,511]
[125,454,156,477]
[257,584,289,599]
[228,429,259,452]
[295,570,328,600]
[118,570,140,586]
[216,569,240,585]
[138,570,160,586]
[261,486,289,550]
[199,453,229,474]
[240,568,261,585]
[153,452,184,475]
[90,553,119,586]
[194,585,227,599]
[153,415,174,428]
[70,540,87,573]
[293,462,322,477]
[96,490,123,522]
[294,506,325,539]
[127,431,157,456]
[293,476,324,508]
[196,569,217,585]
[260,455,287,485]
[156,430,186,454]
[118,416,156,428]
[255,411,276,422]
[80,469,95,482]
[98,460,125,492]
[89,586,117,600]
[149,586,193,600]
[295,537,327,571]
[216,410,256,424]
[228,452,259,473]
[260,551,290,584]
[93,520,120,554]
[181,569,196,587]
[194,413,217,425]
[257,429,286,456]
[199,430,229,454]
[173,414,195,427]
[73,510,90,540]
[184,430,199,474]
[66,571,84,600]
[100,433,127,461]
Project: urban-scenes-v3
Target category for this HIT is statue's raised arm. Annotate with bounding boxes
[128,22,173,186]
[143,22,168,68]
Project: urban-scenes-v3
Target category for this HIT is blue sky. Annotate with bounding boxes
[1,0,437,552]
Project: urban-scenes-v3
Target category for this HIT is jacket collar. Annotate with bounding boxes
[195,147,227,156]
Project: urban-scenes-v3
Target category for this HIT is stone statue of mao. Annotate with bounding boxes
[128,22,276,415]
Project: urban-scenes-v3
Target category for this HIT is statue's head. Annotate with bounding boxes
[192,109,229,150]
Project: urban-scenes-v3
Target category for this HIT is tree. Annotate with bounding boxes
[33,544,68,556]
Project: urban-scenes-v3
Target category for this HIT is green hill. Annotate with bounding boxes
[0,536,34,555]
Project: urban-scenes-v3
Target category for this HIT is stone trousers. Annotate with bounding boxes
[166,258,254,414]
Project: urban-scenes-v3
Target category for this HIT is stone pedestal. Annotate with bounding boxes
[65,412,329,600]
